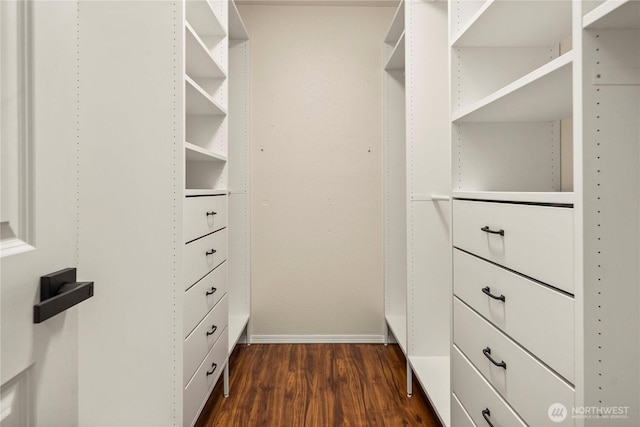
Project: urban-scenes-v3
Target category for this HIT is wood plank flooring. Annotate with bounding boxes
[195,343,442,427]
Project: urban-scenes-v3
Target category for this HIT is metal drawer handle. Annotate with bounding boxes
[206,211,217,216]
[206,325,218,336]
[482,286,506,302]
[483,347,507,369]
[481,226,504,236]
[206,249,217,256]
[482,408,495,427]
[206,287,217,296]
[206,362,218,376]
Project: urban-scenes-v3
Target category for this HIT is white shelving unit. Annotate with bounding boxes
[227,0,251,356]
[580,0,639,423]
[384,1,451,425]
[450,1,640,427]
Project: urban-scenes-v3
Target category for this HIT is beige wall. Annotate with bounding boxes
[239,4,394,339]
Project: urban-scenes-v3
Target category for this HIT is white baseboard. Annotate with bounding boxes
[248,334,386,344]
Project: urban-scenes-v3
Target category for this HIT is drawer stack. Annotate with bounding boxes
[452,199,575,427]
[183,194,229,427]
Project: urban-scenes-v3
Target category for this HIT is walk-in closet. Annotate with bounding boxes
[1,1,638,426]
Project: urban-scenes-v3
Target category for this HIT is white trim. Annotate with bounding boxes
[250,334,386,344]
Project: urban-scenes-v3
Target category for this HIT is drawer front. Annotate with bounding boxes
[184,262,228,337]
[453,200,573,293]
[184,195,227,243]
[184,229,227,290]
[453,249,574,382]
[184,327,228,427]
[453,346,527,427]
[452,392,477,427]
[184,294,228,386]
[454,298,575,426]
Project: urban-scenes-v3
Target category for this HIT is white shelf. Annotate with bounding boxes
[452,191,575,205]
[185,189,228,197]
[385,314,407,354]
[584,0,640,29]
[409,356,451,427]
[453,52,573,122]
[384,32,405,71]
[185,75,227,116]
[229,0,249,40]
[185,142,227,162]
[229,314,250,353]
[186,0,225,37]
[384,0,404,44]
[452,0,572,47]
[186,23,226,79]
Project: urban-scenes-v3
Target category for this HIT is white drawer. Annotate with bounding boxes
[184,195,227,243]
[184,262,227,337]
[184,228,227,290]
[183,327,228,427]
[454,298,575,426]
[453,200,574,293]
[452,392,477,427]
[184,294,228,386]
[453,249,574,382]
[453,346,527,427]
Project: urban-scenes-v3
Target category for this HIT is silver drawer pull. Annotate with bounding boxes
[482,286,506,302]
[206,325,218,336]
[483,347,507,369]
[206,287,217,296]
[482,408,495,427]
[206,249,217,256]
[206,211,217,216]
[481,226,504,236]
[206,362,217,376]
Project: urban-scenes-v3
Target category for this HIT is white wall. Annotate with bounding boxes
[238,4,394,339]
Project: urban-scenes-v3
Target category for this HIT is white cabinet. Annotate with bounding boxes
[449,1,640,426]
[182,2,250,425]
[74,2,249,426]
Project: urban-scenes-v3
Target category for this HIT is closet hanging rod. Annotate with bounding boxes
[410,194,451,202]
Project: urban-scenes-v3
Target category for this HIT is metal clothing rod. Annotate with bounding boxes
[410,194,451,202]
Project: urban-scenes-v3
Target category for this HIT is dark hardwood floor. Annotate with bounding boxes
[195,343,442,427]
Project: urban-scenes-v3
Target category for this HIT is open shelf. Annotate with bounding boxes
[186,23,226,79]
[409,356,451,427]
[584,0,640,29]
[186,76,227,116]
[384,0,405,44]
[453,52,573,122]
[385,314,407,354]
[452,0,572,47]
[186,0,225,37]
[185,142,227,162]
[229,0,249,40]
[453,191,575,205]
[385,32,405,71]
[229,314,250,352]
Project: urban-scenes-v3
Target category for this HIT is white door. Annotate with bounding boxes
[1,1,81,425]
